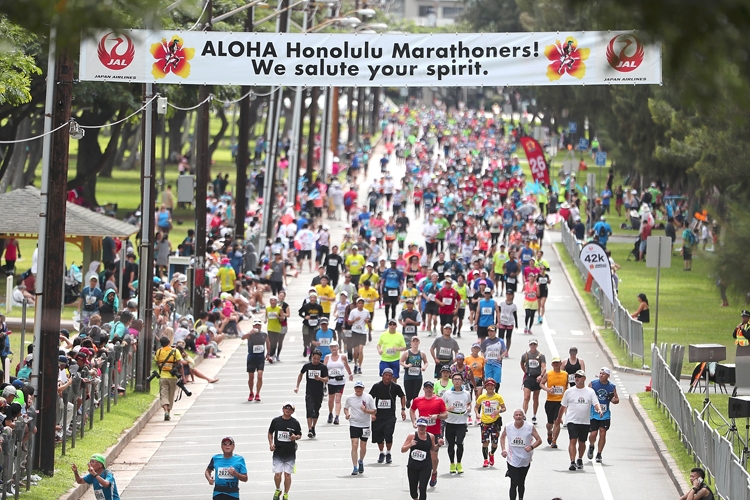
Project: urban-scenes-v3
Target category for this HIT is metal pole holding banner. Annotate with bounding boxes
[646,235,672,346]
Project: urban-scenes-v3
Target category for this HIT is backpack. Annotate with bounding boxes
[597,224,608,238]
[685,230,696,247]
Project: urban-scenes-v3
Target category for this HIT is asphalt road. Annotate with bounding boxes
[93,140,680,500]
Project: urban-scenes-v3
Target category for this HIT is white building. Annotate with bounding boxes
[388,0,464,26]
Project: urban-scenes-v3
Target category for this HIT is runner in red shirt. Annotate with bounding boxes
[410,381,448,487]
[436,277,461,332]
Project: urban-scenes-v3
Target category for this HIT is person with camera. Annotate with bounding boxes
[71,454,120,500]
[243,319,270,402]
[587,367,619,463]
[205,437,248,500]
[154,336,183,421]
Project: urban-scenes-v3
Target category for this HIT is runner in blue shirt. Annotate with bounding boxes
[205,437,248,499]
[475,289,498,340]
[587,367,620,464]
[313,318,335,359]
[382,261,404,325]
[72,454,121,500]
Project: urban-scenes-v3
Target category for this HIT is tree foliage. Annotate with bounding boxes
[0,17,41,106]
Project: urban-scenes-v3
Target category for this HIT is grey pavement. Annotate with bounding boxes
[95,141,680,500]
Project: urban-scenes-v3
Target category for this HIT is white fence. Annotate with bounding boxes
[651,346,750,499]
[560,228,645,364]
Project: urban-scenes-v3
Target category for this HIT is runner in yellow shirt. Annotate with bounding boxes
[345,246,366,285]
[377,320,407,379]
[400,278,419,303]
[314,276,336,318]
[475,378,506,468]
[358,280,380,340]
[491,244,509,296]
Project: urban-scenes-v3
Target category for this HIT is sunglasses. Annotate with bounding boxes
[574,375,584,378]
[221,440,234,446]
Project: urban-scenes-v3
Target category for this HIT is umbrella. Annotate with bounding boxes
[546,213,564,226]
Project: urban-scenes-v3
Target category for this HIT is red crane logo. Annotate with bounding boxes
[97,32,135,71]
[606,34,644,73]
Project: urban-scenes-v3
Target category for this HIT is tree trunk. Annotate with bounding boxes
[119,132,141,171]
[208,106,228,160]
[167,109,188,161]
[102,120,136,177]
[6,117,31,191]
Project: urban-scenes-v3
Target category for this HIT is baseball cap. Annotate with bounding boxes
[354,381,366,388]
[58,355,69,364]
[382,368,394,375]
[455,353,465,359]
[388,319,397,325]
[484,378,497,387]
[221,437,235,445]
[423,380,434,388]
[600,367,611,375]
[551,357,562,363]
[282,401,295,410]
[320,317,329,323]
[90,454,106,466]
[253,319,262,325]
[416,417,430,427]
[743,310,750,317]
[529,338,538,345]
[471,342,481,349]
[575,370,586,377]
[440,365,451,372]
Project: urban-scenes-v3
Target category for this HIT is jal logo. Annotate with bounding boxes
[606,34,644,72]
[97,32,135,71]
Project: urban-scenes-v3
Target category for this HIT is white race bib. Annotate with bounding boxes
[362,428,371,438]
[411,449,427,461]
[599,403,608,413]
[538,277,548,284]
[428,294,436,301]
[408,367,421,376]
[481,307,492,315]
[443,297,453,305]
[217,467,233,479]
[386,347,396,355]
[506,277,516,284]
[436,265,444,273]
[428,415,437,426]
[405,325,416,333]
[510,436,527,448]
[308,319,319,326]
[486,347,500,359]
[319,338,331,346]
[528,359,540,369]
[308,370,321,379]
[568,374,576,383]
[439,347,452,357]
[267,313,278,319]
[344,330,353,338]
[329,368,342,377]
[451,401,465,412]
[377,399,392,409]
[388,289,399,297]
[500,312,513,325]
[552,386,564,395]
[94,491,105,500]
[483,402,498,415]
[277,431,291,442]
[252,344,264,354]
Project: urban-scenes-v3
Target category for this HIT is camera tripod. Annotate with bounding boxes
[722,417,750,469]
[697,367,730,431]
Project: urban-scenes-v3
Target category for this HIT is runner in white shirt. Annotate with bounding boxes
[294,224,316,273]
[500,408,542,500]
[344,381,377,475]
[557,370,604,471]
[347,298,371,375]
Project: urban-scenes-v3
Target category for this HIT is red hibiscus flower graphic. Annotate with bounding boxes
[544,37,590,81]
[150,35,195,79]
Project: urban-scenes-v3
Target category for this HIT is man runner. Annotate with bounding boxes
[539,356,567,448]
[587,367,620,463]
[520,339,546,424]
[557,370,604,471]
[268,402,302,500]
[294,349,329,438]
[370,368,407,463]
[344,381,377,475]
[205,437,248,500]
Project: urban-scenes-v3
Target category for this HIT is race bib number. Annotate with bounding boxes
[538,277,548,285]
[427,415,437,426]
[378,399,392,409]
[344,330,353,338]
[552,386,564,395]
[506,277,516,284]
[510,436,526,448]
[443,298,453,305]
[388,289,399,297]
[319,338,331,346]
[386,347,396,355]
[405,325,416,333]
[308,370,321,379]
[452,401,465,412]
[217,467,233,479]
[428,294,436,301]
[527,359,540,369]
[486,347,500,359]
[362,428,371,438]
[252,344,265,354]
[436,265,444,273]
[500,313,513,325]
[329,368,342,377]
[599,404,608,413]
[277,431,291,442]
[568,374,576,384]
[481,307,492,315]
[408,367,421,376]
[411,449,427,461]
[85,296,96,305]
[483,402,498,415]
[439,347,452,357]
[94,491,105,500]
[267,313,278,319]
[308,319,319,326]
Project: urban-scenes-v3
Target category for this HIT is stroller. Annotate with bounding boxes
[627,237,645,262]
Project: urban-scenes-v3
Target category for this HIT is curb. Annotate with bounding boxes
[57,350,212,500]
[629,394,685,497]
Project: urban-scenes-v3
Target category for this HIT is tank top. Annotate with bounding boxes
[400,310,420,337]
[546,370,568,402]
[505,422,534,467]
[404,350,424,380]
[266,305,282,333]
[407,432,433,469]
[523,283,539,310]
[537,274,549,291]
[564,358,581,386]
[326,355,347,385]
[637,307,650,324]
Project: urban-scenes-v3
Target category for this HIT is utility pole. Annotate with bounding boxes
[305,86,319,188]
[287,5,310,206]
[136,83,157,391]
[38,49,72,476]
[193,0,213,314]
[331,87,340,158]
[235,5,254,240]
[319,86,333,182]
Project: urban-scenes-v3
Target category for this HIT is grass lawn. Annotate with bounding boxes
[27,385,157,500]
[555,240,739,374]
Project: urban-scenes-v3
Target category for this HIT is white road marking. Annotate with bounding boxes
[548,329,557,335]
[592,461,616,500]
[541,316,559,359]
[571,330,584,336]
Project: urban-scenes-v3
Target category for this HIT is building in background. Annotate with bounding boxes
[387,0,464,26]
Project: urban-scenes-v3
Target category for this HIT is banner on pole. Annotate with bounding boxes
[579,242,614,304]
[519,137,550,185]
[80,30,662,87]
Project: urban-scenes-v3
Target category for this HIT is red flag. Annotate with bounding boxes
[519,137,550,185]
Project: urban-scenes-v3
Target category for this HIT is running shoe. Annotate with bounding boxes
[576,458,583,469]
[283,494,288,500]
[311,427,316,437]
[351,467,359,475]
[449,463,456,474]
[429,472,437,487]
[489,454,495,466]
[483,459,489,468]
[595,453,602,463]
[456,463,464,474]
[328,414,334,424]
[273,489,282,500]
[538,315,543,324]
[164,412,170,421]
[531,416,537,424]
[248,392,254,401]
[378,453,385,463]
[358,460,364,474]
[569,461,577,471]
[334,416,340,425]
[386,453,392,464]
[467,415,473,425]
[547,433,552,445]
[308,430,314,438]
[255,394,261,402]
[550,442,558,449]
[587,445,595,460]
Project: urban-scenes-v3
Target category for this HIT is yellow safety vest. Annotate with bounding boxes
[735,323,750,347]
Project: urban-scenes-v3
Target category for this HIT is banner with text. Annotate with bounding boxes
[579,242,615,305]
[519,137,550,185]
[80,30,662,87]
